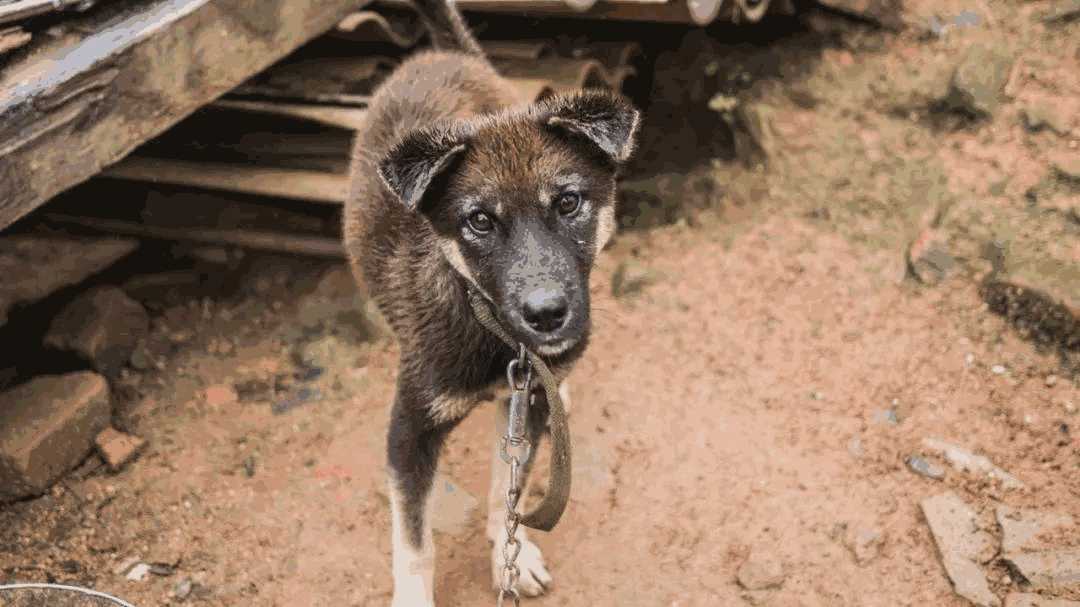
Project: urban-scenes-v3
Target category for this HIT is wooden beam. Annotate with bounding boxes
[101,157,349,204]
[0,0,371,231]
[44,214,346,258]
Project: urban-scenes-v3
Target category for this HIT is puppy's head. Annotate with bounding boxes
[378,90,639,358]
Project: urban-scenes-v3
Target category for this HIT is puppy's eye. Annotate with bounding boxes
[467,211,494,234]
[555,192,581,216]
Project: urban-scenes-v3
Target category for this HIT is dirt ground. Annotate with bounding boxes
[2,1,1078,606]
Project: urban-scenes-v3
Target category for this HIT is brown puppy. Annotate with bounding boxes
[343,0,639,604]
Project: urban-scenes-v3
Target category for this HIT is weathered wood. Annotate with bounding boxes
[0,26,31,56]
[379,0,725,24]
[101,157,349,204]
[0,0,372,232]
[44,214,346,258]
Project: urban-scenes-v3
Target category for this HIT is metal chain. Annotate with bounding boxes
[497,346,532,607]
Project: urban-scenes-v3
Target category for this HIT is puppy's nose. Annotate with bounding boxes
[522,288,568,333]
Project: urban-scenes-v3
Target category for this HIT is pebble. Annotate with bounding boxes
[737,547,786,590]
[94,428,147,472]
[845,527,884,565]
[1046,375,1059,387]
[874,408,899,425]
[272,387,321,415]
[907,455,946,480]
[243,455,257,478]
[922,437,1024,490]
[173,578,193,600]
[991,365,1007,375]
[126,562,151,582]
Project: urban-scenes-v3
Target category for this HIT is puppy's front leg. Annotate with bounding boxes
[387,393,451,607]
[487,388,555,597]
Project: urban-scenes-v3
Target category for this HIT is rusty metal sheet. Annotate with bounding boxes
[0,0,374,232]
[334,8,424,47]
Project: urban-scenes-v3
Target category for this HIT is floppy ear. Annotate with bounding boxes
[541,90,641,163]
[377,126,467,211]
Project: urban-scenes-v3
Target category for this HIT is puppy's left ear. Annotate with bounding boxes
[378,125,467,212]
[541,90,640,163]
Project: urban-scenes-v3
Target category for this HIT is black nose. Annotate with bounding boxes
[522,288,569,333]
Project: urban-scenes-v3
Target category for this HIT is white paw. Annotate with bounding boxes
[492,536,553,597]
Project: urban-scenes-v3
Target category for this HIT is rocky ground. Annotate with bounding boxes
[1,0,1078,606]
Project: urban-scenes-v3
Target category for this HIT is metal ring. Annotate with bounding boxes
[506,358,532,392]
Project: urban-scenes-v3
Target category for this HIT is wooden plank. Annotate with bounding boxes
[44,214,346,258]
[101,157,349,204]
[0,0,373,231]
[0,26,31,56]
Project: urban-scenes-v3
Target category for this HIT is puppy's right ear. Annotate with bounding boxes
[378,126,467,211]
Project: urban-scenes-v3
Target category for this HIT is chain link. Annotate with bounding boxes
[497,346,532,607]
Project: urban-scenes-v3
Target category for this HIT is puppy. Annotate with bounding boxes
[342,0,639,604]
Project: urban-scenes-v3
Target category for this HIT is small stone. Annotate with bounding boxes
[1021,103,1071,136]
[874,409,900,425]
[908,229,957,285]
[945,43,1014,118]
[203,384,238,408]
[242,455,256,478]
[271,387,320,415]
[94,427,147,472]
[126,562,151,582]
[737,547,786,590]
[735,102,777,161]
[848,437,865,459]
[992,365,1007,375]
[0,373,111,501]
[1005,593,1080,607]
[44,287,150,378]
[1004,550,1080,594]
[1046,375,1059,387]
[922,438,1024,490]
[921,492,1000,607]
[611,260,656,298]
[996,506,1074,554]
[173,578,193,600]
[845,527,884,565]
[907,455,946,480]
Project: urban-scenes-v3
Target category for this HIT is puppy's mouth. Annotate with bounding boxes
[498,309,588,359]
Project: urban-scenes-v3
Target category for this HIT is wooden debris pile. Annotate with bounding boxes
[31,6,643,258]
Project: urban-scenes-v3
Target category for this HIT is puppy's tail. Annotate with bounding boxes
[412,0,485,57]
